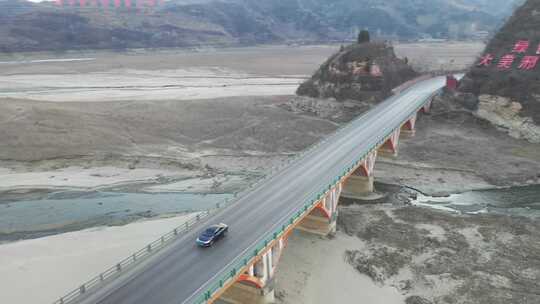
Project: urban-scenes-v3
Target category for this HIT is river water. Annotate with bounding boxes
[0,191,232,240]
[2,185,539,241]
[413,185,540,217]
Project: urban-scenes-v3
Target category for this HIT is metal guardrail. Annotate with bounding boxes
[52,205,229,304]
[53,76,443,304]
[190,86,444,304]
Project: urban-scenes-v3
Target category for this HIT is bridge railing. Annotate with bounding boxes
[190,87,444,304]
[52,206,229,304]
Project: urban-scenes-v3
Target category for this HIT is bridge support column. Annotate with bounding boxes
[296,182,342,236]
[401,114,417,138]
[379,128,400,158]
[342,150,377,198]
[218,280,274,304]
[421,99,433,114]
[219,238,287,304]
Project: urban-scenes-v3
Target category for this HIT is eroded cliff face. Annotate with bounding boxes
[296,42,418,103]
[475,95,540,143]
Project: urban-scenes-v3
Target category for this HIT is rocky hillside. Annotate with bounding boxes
[297,41,418,102]
[0,0,524,52]
[458,0,540,142]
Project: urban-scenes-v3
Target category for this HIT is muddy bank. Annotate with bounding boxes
[374,95,540,195]
[339,203,540,304]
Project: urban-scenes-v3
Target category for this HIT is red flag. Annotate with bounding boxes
[498,54,515,69]
[477,54,494,67]
[512,40,530,53]
[518,56,539,70]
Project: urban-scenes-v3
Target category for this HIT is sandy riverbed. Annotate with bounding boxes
[0,166,192,192]
[0,68,305,102]
[0,214,195,304]
[275,230,405,304]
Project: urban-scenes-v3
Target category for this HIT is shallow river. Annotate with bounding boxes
[2,185,539,241]
[413,185,540,217]
[0,191,231,240]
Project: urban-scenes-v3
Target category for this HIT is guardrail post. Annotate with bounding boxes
[100,273,104,281]
[60,298,64,304]
[161,236,165,244]
[116,264,121,272]
[133,254,137,262]
[216,202,220,209]
[196,214,200,221]
[80,285,86,294]
[147,245,152,252]
[174,228,178,235]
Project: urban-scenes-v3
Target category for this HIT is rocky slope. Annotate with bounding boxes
[296,42,418,102]
[458,0,540,142]
[0,0,523,52]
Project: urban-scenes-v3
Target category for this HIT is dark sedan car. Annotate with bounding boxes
[196,223,228,247]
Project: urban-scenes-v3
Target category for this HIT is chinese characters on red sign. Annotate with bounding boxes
[519,56,539,70]
[512,40,530,53]
[498,54,515,69]
[478,54,494,67]
[55,0,161,8]
[477,40,540,71]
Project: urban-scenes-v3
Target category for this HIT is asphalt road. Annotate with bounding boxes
[78,76,447,304]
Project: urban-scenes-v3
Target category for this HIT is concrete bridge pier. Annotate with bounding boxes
[401,114,417,138]
[421,99,433,114]
[379,128,401,158]
[342,150,377,199]
[218,238,286,304]
[296,183,342,236]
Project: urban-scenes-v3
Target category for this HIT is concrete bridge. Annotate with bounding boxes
[56,76,451,304]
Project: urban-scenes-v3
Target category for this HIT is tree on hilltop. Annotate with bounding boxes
[358,30,370,44]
